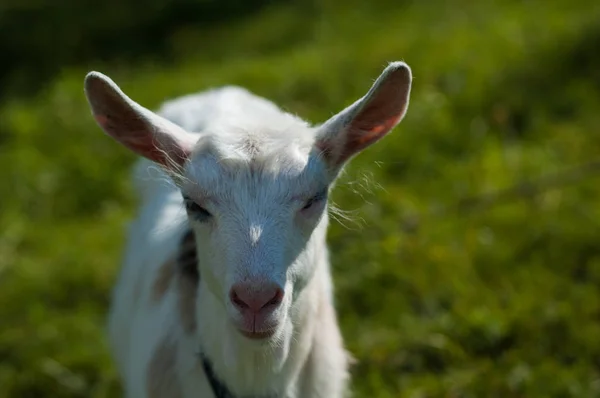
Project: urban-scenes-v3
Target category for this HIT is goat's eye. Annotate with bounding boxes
[184,200,212,222]
[302,198,317,210]
[302,190,328,211]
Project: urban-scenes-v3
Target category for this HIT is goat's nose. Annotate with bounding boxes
[230,282,284,314]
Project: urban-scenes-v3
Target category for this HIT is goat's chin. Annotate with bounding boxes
[220,315,292,373]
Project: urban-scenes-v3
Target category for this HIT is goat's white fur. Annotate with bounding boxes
[86,62,412,398]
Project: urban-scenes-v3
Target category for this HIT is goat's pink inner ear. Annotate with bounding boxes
[343,114,402,157]
[93,114,110,128]
[316,62,412,168]
[84,71,194,169]
[93,108,187,167]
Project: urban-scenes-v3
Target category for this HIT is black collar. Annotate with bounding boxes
[199,352,236,398]
[199,352,278,398]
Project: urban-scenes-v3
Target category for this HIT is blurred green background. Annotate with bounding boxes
[1,0,600,396]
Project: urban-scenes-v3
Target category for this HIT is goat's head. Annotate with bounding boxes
[83,62,412,343]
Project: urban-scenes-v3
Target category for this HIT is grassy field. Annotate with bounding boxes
[2,0,600,396]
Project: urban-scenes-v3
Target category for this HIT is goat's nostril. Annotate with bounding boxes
[230,283,284,313]
[230,290,249,310]
[264,288,283,309]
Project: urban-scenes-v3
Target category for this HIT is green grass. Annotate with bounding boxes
[2,0,600,396]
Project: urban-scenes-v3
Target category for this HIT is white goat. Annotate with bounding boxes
[83,61,412,398]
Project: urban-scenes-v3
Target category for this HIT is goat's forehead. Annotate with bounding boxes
[181,131,328,200]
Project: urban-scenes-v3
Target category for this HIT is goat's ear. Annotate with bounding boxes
[84,71,196,169]
[315,62,412,169]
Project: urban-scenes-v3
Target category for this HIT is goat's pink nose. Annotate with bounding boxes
[230,282,284,314]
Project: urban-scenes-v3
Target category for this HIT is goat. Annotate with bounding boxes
[83,61,412,398]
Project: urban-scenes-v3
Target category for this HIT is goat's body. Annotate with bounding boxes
[108,87,349,397]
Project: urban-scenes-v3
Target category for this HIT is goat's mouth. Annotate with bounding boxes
[238,328,277,340]
[234,318,280,341]
[231,310,282,341]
